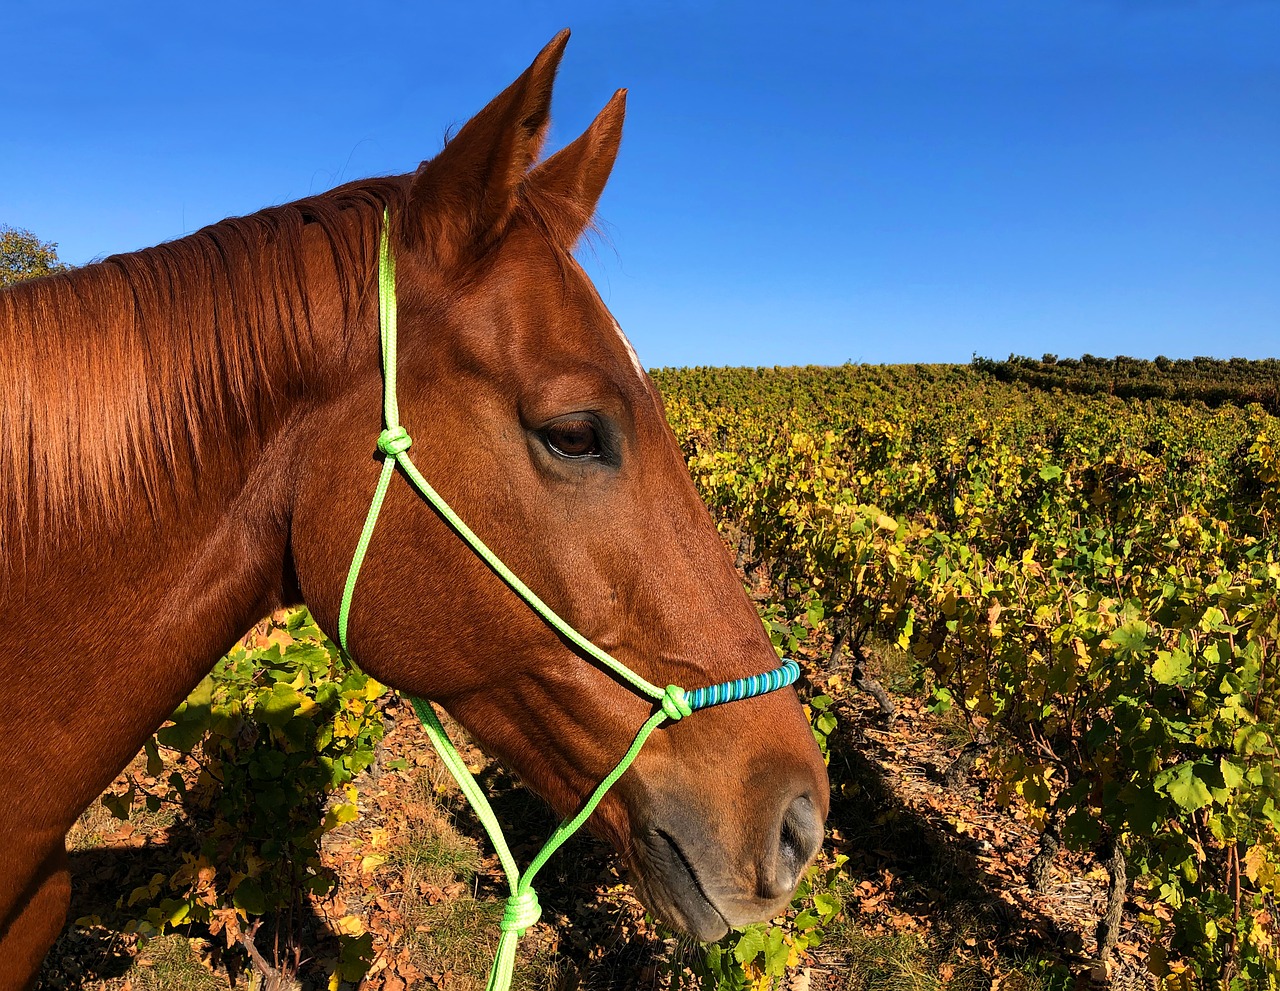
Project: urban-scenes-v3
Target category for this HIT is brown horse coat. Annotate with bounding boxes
[0,32,827,988]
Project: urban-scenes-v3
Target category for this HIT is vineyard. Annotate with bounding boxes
[38,359,1280,991]
[972,356,1280,413]
[656,361,1280,990]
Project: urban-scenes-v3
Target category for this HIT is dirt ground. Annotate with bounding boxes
[34,649,1161,991]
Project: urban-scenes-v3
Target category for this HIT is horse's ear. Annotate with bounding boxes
[409,30,570,256]
[525,88,626,248]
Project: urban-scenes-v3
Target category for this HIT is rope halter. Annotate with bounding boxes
[337,210,802,991]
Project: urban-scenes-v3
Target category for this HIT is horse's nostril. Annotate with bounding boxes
[775,794,823,893]
[780,814,802,864]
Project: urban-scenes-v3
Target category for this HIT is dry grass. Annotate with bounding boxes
[116,935,227,991]
[65,752,179,854]
[36,930,230,991]
[379,766,573,990]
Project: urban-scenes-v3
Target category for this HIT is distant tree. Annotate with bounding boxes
[0,225,69,287]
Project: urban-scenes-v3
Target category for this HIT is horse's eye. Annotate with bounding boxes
[546,419,600,458]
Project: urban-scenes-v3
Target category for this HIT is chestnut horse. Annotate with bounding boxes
[0,32,828,987]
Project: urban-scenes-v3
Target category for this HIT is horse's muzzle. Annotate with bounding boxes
[631,788,825,940]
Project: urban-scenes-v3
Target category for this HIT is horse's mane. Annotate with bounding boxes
[0,176,410,552]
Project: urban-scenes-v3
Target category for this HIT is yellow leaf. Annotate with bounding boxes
[1244,843,1270,883]
[334,914,365,936]
[360,855,387,874]
[322,803,358,831]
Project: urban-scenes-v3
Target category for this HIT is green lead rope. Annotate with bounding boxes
[337,210,801,991]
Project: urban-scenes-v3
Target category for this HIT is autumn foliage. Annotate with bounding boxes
[0,224,68,286]
[656,362,1280,989]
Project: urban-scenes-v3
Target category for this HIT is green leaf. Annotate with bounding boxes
[813,891,842,923]
[285,607,316,634]
[249,750,287,780]
[1038,464,1063,481]
[322,802,359,832]
[732,925,767,965]
[257,683,304,728]
[161,898,191,926]
[156,676,214,753]
[1118,782,1162,833]
[1235,725,1275,757]
[1109,621,1149,658]
[806,600,825,627]
[1199,606,1227,633]
[335,932,375,981]
[282,714,315,751]
[1220,757,1246,791]
[1151,649,1192,686]
[792,909,819,930]
[1159,762,1213,812]
[232,878,266,916]
[762,926,789,976]
[283,642,333,670]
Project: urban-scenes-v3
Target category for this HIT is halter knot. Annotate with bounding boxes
[500,890,541,934]
[660,685,692,722]
[377,426,413,457]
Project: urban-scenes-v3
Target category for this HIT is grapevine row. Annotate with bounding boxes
[656,363,1280,990]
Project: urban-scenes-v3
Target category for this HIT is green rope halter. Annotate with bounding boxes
[337,210,801,991]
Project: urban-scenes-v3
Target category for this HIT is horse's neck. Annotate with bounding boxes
[0,225,352,563]
[0,230,363,823]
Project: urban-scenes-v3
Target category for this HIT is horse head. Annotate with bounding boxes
[291,31,829,939]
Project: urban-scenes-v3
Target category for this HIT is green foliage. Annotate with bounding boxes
[807,693,838,765]
[102,607,386,980]
[661,690,848,990]
[0,224,68,286]
[655,362,1280,987]
[975,352,1280,413]
[666,856,847,990]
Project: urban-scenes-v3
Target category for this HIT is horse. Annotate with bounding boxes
[0,31,829,988]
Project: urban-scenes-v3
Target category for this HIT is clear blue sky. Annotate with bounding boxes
[4,1,1277,366]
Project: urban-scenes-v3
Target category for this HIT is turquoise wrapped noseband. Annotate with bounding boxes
[337,211,801,991]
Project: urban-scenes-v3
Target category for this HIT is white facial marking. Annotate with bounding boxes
[610,313,646,380]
